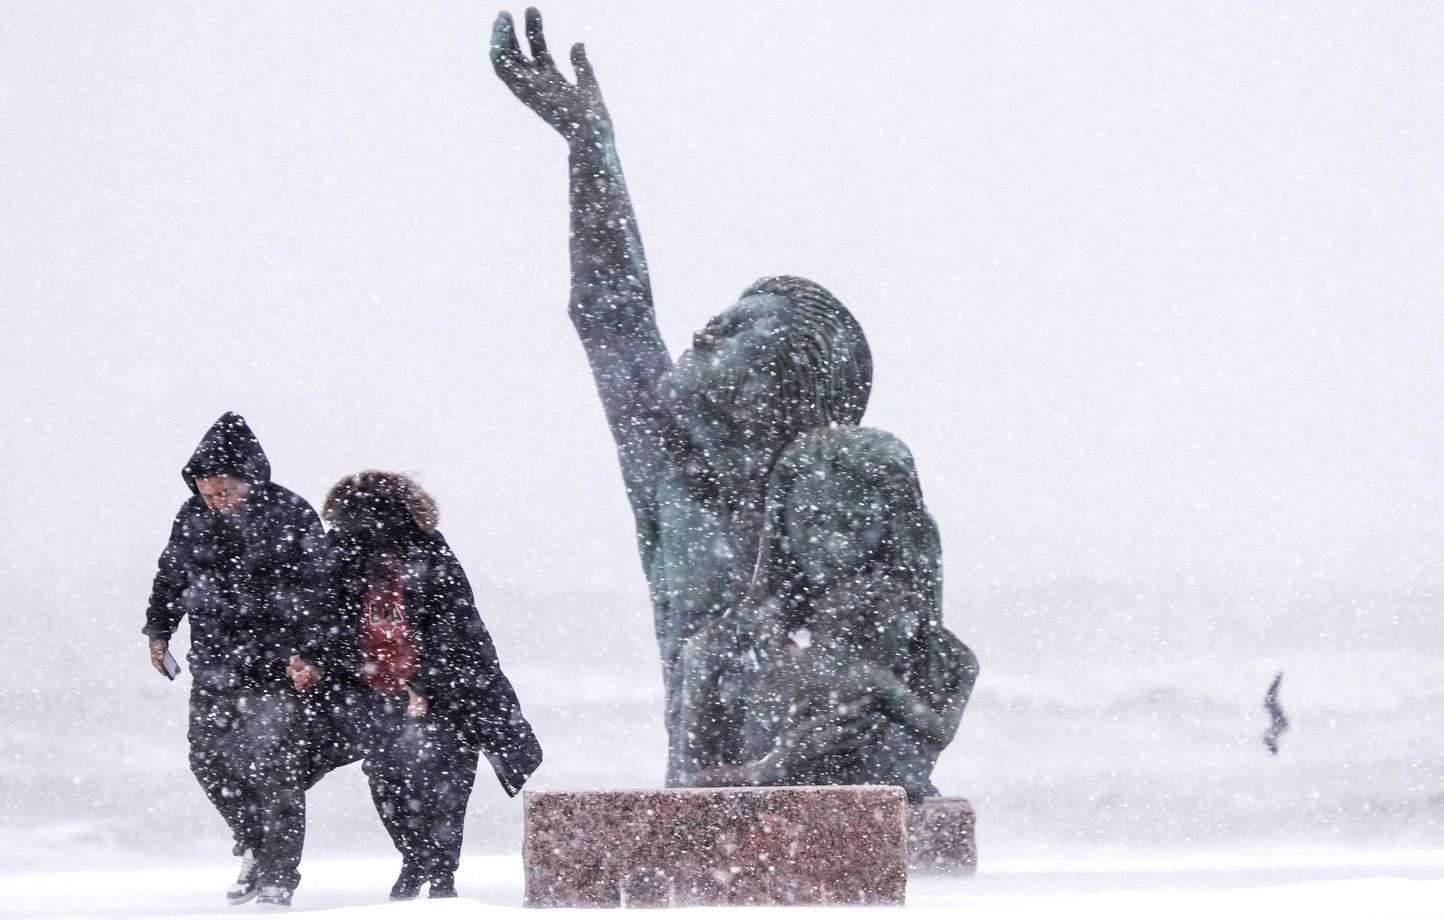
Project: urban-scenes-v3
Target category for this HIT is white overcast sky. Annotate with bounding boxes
[2,1,1442,662]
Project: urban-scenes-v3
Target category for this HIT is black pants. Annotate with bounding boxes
[342,689,480,881]
[188,685,307,890]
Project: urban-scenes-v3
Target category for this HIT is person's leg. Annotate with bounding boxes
[358,695,431,898]
[418,722,480,897]
[234,690,308,893]
[189,686,267,903]
[187,686,262,855]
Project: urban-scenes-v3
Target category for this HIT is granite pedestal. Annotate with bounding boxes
[907,797,977,874]
[523,786,908,908]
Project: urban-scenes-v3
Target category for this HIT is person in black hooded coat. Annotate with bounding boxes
[290,470,542,901]
[143,412,326,906]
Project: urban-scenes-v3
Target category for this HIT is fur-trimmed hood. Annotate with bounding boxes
[324,470,439,535]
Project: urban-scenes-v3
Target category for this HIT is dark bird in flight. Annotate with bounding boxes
[1263,671,1288,754]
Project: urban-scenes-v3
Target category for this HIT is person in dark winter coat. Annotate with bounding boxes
[143,412,325,908]
[289,471,542,901]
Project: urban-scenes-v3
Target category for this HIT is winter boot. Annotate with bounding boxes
[428,872,457,899]
[226,849,260,905]
[255,885,293,908]
[389,862,427,901]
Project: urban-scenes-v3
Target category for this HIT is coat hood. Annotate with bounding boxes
[324,470,439,536]
[182,412,272,494]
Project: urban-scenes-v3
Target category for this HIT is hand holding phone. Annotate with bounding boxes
[161,648,182,680]
[150,638,182,680]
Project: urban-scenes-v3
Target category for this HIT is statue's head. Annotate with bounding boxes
[773,429,931,590]
[661,276,873,453]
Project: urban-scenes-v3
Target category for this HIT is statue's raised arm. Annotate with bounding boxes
[491,8,672,541]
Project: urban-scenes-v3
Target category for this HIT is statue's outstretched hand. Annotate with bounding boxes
[491,8,610,141]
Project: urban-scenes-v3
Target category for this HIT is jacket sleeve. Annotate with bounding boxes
[415,535,542,796]
[409,535,492,701]
[295,535,344,674]
[143,508,191,641]
[275,498,327,657]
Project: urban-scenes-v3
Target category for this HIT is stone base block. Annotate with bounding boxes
[523,786,908,908]
[907,797,977,874]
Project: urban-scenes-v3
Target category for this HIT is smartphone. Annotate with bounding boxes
[161,648,182,681]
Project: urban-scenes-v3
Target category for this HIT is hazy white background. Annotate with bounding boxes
[1,0,1441,887]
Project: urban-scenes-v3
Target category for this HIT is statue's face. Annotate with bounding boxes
[661,293,794,448]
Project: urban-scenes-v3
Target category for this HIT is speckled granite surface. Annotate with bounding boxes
[523,786,908,907]
[908,797,978,874]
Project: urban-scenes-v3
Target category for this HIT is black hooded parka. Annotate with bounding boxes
[144,412,324,690]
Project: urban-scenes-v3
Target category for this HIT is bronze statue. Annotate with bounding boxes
[491,8,977,799]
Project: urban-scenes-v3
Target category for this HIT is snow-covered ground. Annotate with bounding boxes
[6,850,1444,919]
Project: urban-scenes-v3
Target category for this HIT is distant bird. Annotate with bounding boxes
[1263,671,1288,754]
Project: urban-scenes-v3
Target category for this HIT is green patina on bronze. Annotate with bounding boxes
[492,8,977,800]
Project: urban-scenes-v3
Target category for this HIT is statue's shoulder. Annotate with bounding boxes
[774,425,921,483]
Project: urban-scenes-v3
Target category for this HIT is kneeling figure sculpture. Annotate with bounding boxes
[492,8,978,801]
